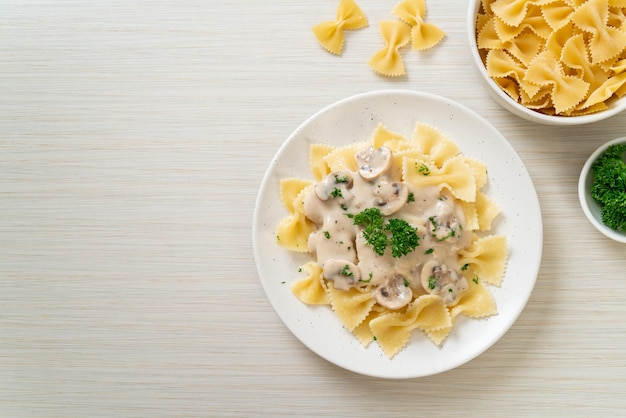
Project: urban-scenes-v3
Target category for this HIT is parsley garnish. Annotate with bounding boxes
[460,263,469,271]
[352,208,387,256]
[341,264,354,277]
[330,188,343,198]
[428,276,437,290]
[438,228,456,242]
[351,208,420,258]
[323,231,331,239]
[428,216,438,232]
[472,277,479,284]
[361,272,373,283]
[407,192,415,203]
[418,163,431,176]
[334,175,350,183]
[386,218,420,258]
[403,278,410,287]
[424,248,434,255]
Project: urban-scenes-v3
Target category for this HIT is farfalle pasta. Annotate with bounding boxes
[276,122,507,358]
[368,0,446,76]
[312,0,369,55]
[476,0,626,115]
[368,21,412,77]
[392,0,445,50]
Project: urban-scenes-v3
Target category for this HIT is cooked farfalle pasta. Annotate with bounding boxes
[276,122,507,358]
[312,0,369,55]
[476,0,626,115]
[276,179,315,252]
[392,0,445,51]
[368,20,412,77]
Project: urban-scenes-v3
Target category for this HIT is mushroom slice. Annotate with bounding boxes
[373,180,409,215]
[374,274,413,310]
[355,146,392,180]
[420,260,468,305]
[429,192,463,242]
[314,170,354,201]
[322,259,361,291]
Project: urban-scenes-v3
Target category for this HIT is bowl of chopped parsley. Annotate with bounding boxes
[578,138,626,243]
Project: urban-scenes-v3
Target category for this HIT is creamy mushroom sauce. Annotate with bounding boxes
[303,145,470,310]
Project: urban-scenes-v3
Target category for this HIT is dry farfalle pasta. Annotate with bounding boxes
[368,0,446,76]
[311,0,445,77]
[312,0,369,55]
[477,0,626,115]
[392,0,446,51]
[368,21,412,77]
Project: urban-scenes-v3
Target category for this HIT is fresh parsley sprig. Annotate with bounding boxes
[350,207,419,258]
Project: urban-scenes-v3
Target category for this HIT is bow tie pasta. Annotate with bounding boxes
[476,0,626,116]
[276,122,507,359]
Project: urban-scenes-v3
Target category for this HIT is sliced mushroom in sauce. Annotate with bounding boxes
[314,170,354,201]
[373,273,413,310]
[420,259,468,305]
[322,259,361,291]
[373,180,409,215]
[428,192,463,242]
[355,146,392,180]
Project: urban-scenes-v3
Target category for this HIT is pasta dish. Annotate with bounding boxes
[276,122,507,358]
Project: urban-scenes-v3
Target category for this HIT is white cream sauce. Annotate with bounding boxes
[303,146,470,310]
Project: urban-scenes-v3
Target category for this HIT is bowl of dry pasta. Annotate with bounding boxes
[468,0,626,125]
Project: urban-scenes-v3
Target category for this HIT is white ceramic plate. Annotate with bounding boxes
[253,90,542,379]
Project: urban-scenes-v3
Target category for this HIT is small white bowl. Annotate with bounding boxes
[467,0,626,126]
[578,137,626,243]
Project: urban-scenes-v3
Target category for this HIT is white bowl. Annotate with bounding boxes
[578,137,626,243]
[467,0,626,126]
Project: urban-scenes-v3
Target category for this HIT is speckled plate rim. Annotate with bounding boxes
[253,90,543,379]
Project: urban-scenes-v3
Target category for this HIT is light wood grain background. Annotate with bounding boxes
[2,0,626,416]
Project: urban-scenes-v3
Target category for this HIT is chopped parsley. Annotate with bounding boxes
[437,228,456,242]
[361,272,373,283]
[351,208,388,256]
[407,192,415,203]
[429,216,460,241]
[403,278,410,287]
[386,218,420,258]
[418,163,431,176]
[591,143,626,231]
[428,275,437,290]
[351,207,420,258]
[461,263,469,271]
[334,174,350,183]
[424,248,434,255]
[428,216,438,232]
[341,264,354,277]
[330,188,343,198]
[323,231,331,239]
[472,277,479,284]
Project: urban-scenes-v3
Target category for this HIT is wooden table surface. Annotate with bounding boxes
[2,0,626,416]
